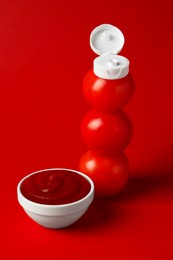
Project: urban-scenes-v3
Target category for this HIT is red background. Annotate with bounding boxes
[0,0,173,259]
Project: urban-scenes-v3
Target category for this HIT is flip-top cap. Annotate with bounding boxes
[90,24,129,79]
[90,24,124,55]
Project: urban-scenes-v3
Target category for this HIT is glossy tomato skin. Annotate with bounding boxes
[80,110,133,155]
[83,70,135,112]
[79,150,129,197]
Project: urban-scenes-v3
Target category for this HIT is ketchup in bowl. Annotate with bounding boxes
[21,169,91,205]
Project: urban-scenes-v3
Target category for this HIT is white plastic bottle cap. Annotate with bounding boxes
[94,53,129,80]
[90,24,129,79]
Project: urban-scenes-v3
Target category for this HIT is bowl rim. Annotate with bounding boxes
[17,168,94,211]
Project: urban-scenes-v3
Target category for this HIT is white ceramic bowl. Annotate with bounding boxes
[17,168,94,229]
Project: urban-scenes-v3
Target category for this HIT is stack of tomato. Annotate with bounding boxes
[79,70,135,196]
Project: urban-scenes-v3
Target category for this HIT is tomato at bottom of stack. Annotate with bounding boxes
[79,150,129,197]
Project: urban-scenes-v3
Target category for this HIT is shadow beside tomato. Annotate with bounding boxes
[66,170,173,232]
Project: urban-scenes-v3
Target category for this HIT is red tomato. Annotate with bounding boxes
[83,70,135,112]
[80,110,133,155]
[79,150,129,196]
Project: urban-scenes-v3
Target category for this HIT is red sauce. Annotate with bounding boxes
[21,169,91,205]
